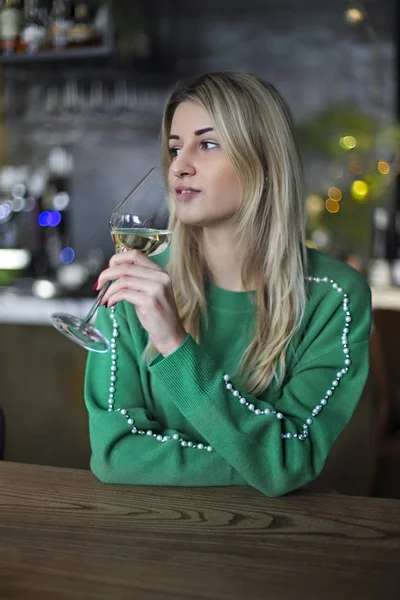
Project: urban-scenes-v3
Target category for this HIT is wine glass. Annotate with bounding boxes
[51,167,171,352]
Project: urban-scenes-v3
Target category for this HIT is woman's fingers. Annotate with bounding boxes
[109,250,163,271]
[101,274,165,306]
[97,263,168,290]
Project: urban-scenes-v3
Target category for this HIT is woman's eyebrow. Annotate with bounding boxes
[168,127,214,141]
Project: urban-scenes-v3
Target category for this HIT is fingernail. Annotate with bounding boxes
[92,279,99,290]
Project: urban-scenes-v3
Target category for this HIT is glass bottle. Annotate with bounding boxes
[67,1,97,48]
[0,0,24,55]
[20,0,48,54]
[49,0,71,49]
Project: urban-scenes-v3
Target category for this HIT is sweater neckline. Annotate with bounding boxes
[206,280,255,312]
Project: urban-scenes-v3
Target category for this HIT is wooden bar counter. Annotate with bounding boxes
[0,461,399,599]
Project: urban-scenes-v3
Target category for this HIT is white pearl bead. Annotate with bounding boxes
[306,418,313,425]
[345,359,351,365]
[198,443,204,450]
[131,427,137,433]
[223,374,229,382]
[110,376,116,382]
[157,435,163,441]
[276,412,283,419]
[255,409,261,415]
[120,409,127,415]
[321,399,327,405]
[248,404,255,412]
[233,390,240,397]
[109,386,115,393]
[327,390,333,396]
[187,442,193,448]
[181,441,188,447]
[172,434,179,440]
[226,383,233,390]
[146,430,153,436]
[207,446,213,452]
[240,398,246,405]
[128,419,134,425]
[286,433,292,439]
[265,409,271,414]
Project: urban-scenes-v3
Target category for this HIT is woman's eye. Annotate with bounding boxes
[169,147,181,157]
[201,141,219,150]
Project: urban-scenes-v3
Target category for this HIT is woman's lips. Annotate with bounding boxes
[175,187,201,200]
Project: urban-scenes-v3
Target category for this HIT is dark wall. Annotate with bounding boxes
[1,0,396,261]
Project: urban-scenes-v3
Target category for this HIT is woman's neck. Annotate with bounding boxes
[202,225,254,292]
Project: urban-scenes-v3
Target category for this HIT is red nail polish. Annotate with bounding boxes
[92,279,99,290]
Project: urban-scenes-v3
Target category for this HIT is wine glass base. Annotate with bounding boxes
[51,313,110,353]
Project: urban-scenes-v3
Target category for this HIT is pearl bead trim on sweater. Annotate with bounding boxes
[107,307,214,452]
[223,276,351,441]
[106,275,351,449]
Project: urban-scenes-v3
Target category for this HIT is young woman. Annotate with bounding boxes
[84,72,371,497]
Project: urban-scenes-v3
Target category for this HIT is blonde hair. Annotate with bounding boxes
[157,72,307,394]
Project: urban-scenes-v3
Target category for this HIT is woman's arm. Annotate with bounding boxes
[147,276,372,497]
[84,304,241,486]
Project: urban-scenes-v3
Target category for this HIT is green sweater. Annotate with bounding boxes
[84,248,371,497]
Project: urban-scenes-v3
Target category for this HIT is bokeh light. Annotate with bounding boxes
[351,180,369,202]
[38,211,51,226]
[328,187,342,202]
[48,211,62,227]
[325,198,340,213]
[306,194,325,215]
[39,210,62,227]
[60,247,75,264]
[378,161,390,175]
[340,136,357,150]
[345,7,364,24]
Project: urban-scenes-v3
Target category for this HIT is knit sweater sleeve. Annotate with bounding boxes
[84,303,239,486]
[148,274,372,497]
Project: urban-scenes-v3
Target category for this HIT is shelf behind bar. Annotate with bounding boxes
[0,46,113,64]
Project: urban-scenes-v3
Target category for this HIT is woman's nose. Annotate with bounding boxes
[170,150,196,178]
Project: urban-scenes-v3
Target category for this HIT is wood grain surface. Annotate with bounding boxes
[0,461,399,600]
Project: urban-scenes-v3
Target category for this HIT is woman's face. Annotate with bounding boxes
[168,101,242,228]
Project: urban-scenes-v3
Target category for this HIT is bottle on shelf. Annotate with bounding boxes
[67,1,98,48]
[0,0,24,55]
[19,0,49,54]
[49,0,71,50]
[368,206,392,287]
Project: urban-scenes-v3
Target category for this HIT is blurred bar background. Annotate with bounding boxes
[0,0,399,497]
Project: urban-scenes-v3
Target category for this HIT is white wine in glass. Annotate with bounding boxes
[51,167,171,352]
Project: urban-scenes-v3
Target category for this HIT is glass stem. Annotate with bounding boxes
[82,281,112,324]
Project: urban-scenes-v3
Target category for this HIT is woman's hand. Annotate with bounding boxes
[96,250,187,357]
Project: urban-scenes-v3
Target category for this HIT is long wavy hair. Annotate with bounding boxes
[153,72,307,394]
